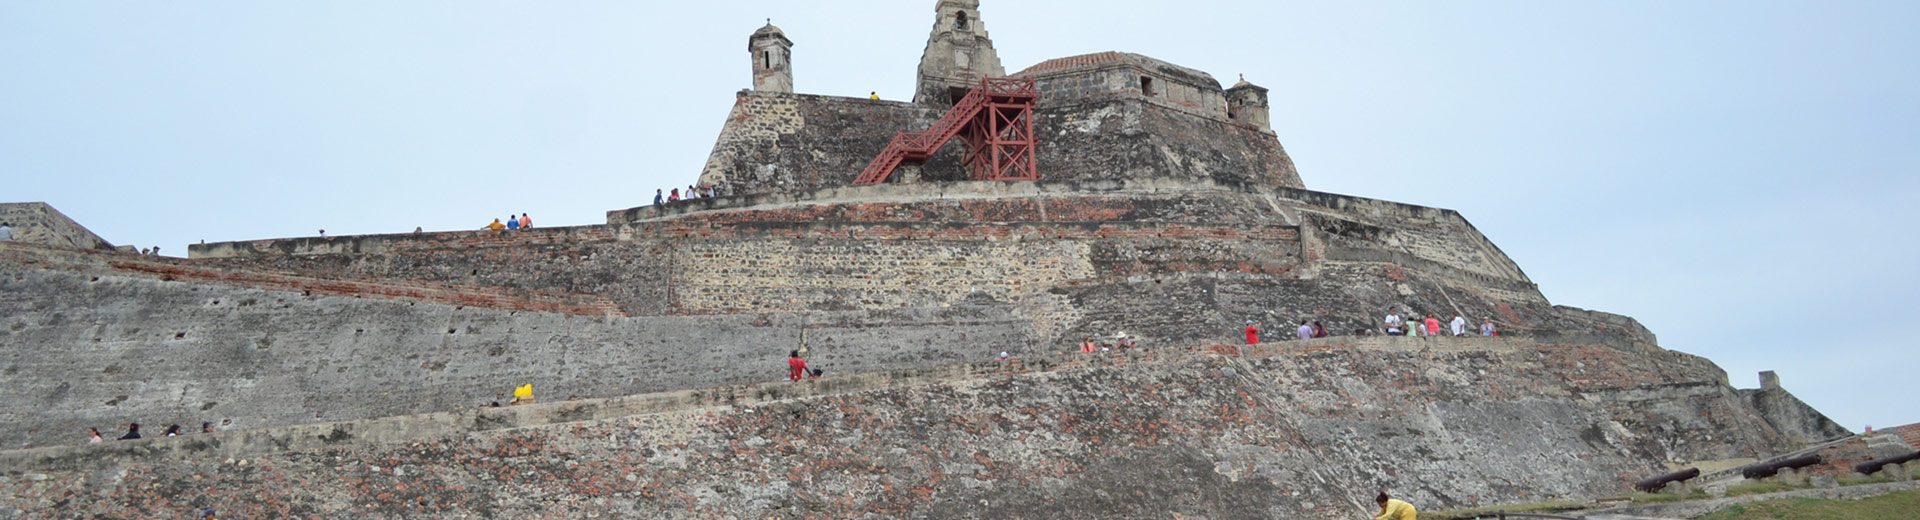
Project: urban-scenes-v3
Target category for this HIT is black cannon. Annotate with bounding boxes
[1854,451,1920,475]
[1634,467,1702,493]
[1741,454,1823,480]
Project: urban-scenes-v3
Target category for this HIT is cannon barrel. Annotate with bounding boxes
[1634,467,1702,492]
[1854,451,1920,475]
[1741,454,1823,480]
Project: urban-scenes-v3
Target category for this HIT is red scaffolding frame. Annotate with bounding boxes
[853,77,1039,185]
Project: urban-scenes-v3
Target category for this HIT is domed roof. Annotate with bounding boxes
[1015,51,1220,89]
[752,22,785,37]
[1231,75,1255,89]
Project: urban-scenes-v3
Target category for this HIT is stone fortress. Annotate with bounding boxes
[0,1,1862,517]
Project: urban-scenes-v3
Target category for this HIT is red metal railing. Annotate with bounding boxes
[854,77,1039,185]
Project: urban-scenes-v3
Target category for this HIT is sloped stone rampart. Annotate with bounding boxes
[0,340,1806,518]
[0,249,1038,450]
[0,203,113,251]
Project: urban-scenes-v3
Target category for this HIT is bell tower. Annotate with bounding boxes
[913,0,1005,105]
[749,21,793,94]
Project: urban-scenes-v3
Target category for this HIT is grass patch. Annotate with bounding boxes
[1424,499,1588,520]
[1629,490,1708,504]
[1697,488,1920,520]
[1726,480,1803,497]
[1839,474,1895,487]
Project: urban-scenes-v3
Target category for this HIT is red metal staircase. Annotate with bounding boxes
[853,77,1040,185]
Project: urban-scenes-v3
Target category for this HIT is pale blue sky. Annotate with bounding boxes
[4,1,1915,430]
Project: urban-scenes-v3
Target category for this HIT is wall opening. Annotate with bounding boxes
[955,12,970,31]
[762,51,771,69]
[1140,76,1156,97]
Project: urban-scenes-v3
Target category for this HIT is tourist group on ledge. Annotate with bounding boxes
[84,421,217,444]
[653,184,723,205]
[483,213,534,232]
[1241,309,1500,345]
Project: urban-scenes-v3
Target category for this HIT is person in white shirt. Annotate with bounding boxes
[1450,315,1468,336]
[1383,310,1405,336]
[0,222,13,241]
[1481,318,1498,337]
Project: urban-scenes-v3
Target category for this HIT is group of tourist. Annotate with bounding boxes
[484,213,534,232]
[1241,309,1501,345]
[1382,309,1498,338]
[86,421,216,444]
[654,184,722,205]
[1077,335,1139,353]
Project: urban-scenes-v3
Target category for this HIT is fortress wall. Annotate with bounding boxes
[696,92,960,197]
[1032,98,1304,189]
[193,191,1307,320]
[0,202,114,251]
[0,256,1040,450]
[0,340,1802,518]
[185,225,1301,320]
[1282,188,1535,285]
[1027,62,1229,120]
[691,92,1303,198]
[1,244,625,317]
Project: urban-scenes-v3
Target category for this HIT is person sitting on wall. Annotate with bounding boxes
[506,215,521,231]
[1312,321,1330,339]
[118,423,142,440]
[0,222,13,241]
[1374,491,1417,520]
[485,218,506,231]
[788,351,810,382]
[1481,317,1498,337]
[669,188,681,203]
[510,384,535,405]
[1296,320,1314,341]
[1450,314,1468,337]
[1244,320,1260,345]
[654,189,665,206]
[1423,314,1442,338]
[518,213,532,230]
[1080,337,1097,354]
[88,427,103,444]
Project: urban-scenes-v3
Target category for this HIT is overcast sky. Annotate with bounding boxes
[4,1,1915,431]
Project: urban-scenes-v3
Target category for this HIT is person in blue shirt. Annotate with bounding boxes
[506,216,521,230]
[654,189,664,206]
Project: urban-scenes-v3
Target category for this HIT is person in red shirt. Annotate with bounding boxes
[787,350,809,382]
[1424,314,1442,336]
[1080,337,1097,354]
[1244,321,1260,345]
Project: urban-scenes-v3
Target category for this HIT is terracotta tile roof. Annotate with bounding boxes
[1884,422,1920,450]
[1015,51,1130,77]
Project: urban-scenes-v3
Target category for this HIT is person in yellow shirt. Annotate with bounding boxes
[485,218,506,231]
[1374,491,1416,520]
[869,91,880,101]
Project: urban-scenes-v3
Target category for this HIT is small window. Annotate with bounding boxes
[1140,76,1156,96]
[955,12,970,31]
[763,51,771,69]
